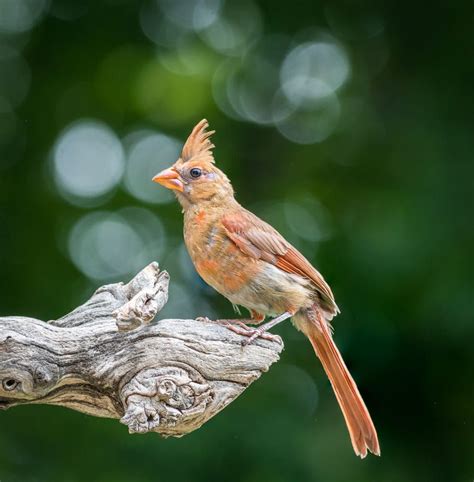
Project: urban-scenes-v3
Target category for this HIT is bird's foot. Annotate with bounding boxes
[223,323,282,344]
[196,316,281,343]
[241,326,283,345]
[241,311,293,346]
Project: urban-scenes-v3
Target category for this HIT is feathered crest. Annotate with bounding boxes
[181,119,215,164]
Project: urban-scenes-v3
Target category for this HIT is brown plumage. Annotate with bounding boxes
[153,119,380,458]
[181,119,215,164]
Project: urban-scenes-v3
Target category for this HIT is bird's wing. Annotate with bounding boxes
[222,209,338,314]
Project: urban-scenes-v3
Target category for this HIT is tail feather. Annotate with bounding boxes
[299,307,380,458]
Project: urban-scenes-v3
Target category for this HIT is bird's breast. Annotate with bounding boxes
[184,211,260,296]
[193,230,260,295]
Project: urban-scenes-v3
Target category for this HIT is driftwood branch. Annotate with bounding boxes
[0,262,282,436]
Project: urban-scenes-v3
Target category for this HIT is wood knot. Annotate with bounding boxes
[2,378,20,391]
[33,365,57,388]
[120,365,213,435]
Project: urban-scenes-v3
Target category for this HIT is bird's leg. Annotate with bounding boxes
[196,311,283,342]
[222,322,282,342]
[241,311,293,346]
[211,317,262,339]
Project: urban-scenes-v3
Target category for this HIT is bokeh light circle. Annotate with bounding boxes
[123,130,182,204]
[68,208,166,281]
[274,84,341,144]
[213,36,291,125]
[140,1,186,48]
[200,0,262,56]
[159,0,222,31]
[0,0,49,34]
[53,120,125,204]
[280,41,350,106]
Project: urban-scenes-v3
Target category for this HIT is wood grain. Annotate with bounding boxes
[0,262,282,436]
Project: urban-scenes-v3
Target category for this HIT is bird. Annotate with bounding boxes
[152,119,380,458]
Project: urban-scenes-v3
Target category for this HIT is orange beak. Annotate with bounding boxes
[152,167,184,192]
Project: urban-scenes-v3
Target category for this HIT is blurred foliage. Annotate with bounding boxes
[0,0,473,481]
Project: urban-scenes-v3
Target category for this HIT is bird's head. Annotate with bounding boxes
[152,119,234,209]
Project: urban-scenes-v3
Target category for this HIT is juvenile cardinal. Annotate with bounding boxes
[153,119,380,458]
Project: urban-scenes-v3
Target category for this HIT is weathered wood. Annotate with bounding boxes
[0,262,282,436]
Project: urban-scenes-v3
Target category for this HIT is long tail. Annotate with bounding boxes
[297,307,380,458]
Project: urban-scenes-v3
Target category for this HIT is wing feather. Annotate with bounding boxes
[222,210,339,315]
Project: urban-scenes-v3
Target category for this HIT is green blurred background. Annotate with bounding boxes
[0,0,473,480]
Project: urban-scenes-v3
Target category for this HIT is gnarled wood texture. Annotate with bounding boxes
[0,262,282,436]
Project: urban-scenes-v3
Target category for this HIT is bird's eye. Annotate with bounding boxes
[190,167,202,178]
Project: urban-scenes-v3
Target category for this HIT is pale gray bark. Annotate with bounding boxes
[0,262,282,436]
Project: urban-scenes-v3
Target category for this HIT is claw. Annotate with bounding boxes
[242,329,282,346]
[200,317,282,344]
[221,323,281,345]
[221,322,253,337]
